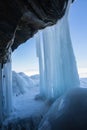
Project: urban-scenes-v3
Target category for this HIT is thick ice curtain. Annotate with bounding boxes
[35,0,80,100]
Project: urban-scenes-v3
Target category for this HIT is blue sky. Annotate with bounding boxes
[12,0,87,75]
[69,0,87,68]
[12,38,39,75]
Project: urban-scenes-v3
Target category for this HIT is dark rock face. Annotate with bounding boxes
[0,0,74,63]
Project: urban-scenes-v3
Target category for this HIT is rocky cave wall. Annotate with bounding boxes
[0,0,74,63]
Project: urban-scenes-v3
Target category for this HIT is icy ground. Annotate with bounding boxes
[4,71,87,127]
[4,72,50,123]
[12,72,49,118]
[13,71,44,118]
[12,72,87,118]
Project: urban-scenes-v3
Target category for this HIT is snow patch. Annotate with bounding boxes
[12,71,39,96]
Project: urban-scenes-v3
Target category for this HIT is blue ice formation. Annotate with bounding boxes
[35,0,80,100]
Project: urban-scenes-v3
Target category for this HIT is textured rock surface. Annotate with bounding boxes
[0,0,74,63]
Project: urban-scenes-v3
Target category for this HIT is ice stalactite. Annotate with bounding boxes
[3,49,13,116]
[0,64,4,124]
[35,0,80,100]
[0,48,13,124]
[35,31,46,98]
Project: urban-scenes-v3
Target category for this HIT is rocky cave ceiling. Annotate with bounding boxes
[0,0,74,63]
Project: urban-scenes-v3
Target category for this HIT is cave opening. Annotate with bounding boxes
[11,37,42,117]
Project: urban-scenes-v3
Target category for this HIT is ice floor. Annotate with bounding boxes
[13,87,49,118]
[4,72,50,125]
[4,71,87,127]
[12,71,87,118]
[13,78,87,119]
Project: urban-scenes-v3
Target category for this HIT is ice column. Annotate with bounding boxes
[0,48,13,124]
[3,49,13,116]
[0,64,4,124]
[36,0,80,100]
[35,31,46,97]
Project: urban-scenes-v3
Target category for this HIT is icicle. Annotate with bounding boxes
[3,48,13,116]
[35,32,46,98]
[36,0,80,100]
[0,48,13,125]
[0,64,4,124]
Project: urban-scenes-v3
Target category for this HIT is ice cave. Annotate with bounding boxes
[0,0,87,130]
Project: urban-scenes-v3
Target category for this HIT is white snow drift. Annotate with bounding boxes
[12,71,39,96]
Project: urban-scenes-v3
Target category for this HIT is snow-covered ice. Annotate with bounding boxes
[12,71,36,96]
[3,70,87,130]
[38,87,87,130]
[8,71,87,119]
[4,71,49,122]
